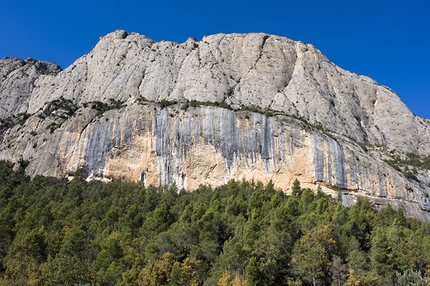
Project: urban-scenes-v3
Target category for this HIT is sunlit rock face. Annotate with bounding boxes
[1,30,430,220]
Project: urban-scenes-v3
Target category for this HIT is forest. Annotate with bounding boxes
[1,160,430,285]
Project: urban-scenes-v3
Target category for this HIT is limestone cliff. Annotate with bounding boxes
[1,30,430,220]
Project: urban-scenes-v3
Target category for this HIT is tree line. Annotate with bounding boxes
[0,160,429,285]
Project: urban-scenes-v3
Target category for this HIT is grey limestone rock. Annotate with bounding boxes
[1,30,430,220]
[0,57,61,118]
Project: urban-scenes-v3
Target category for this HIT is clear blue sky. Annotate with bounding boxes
[1,0,429,118]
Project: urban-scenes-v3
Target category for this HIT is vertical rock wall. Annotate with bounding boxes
[12,104,414,199]
[1,31,429,220]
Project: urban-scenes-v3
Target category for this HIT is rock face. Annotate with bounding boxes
[1,30,430,220]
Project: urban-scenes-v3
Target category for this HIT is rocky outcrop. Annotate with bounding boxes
[0,57,61,118]
[1,30,430,220]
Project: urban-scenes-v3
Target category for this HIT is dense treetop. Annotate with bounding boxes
[0,160,429,285]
